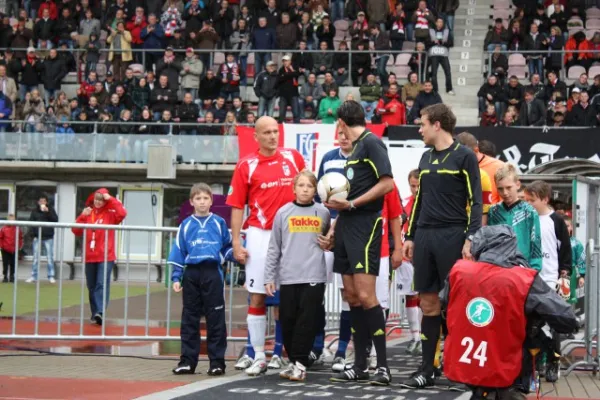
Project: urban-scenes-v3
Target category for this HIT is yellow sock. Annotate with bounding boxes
[433,327,443,368]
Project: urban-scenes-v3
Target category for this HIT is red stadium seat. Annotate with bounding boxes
[493,0,512,10]
[507,66,526,79]
[588,65,600,78]
[567,65,587,79]
[587,7,600,19]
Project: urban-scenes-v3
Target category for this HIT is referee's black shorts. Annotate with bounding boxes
[333,211,382,277]
[413,226,465,293]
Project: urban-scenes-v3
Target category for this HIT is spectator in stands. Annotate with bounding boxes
[322,71,338,96]
[109,9,127,32]
[252,16,275,76]
[488,45,508,83]
[277,55,301,123]
[518,88,546,126]
[103,71,117,94]
[107,93,124,120]
[350,40,371,86]
[33,14,56,46]
[523,22,545,78]
[311,3,328,30]
[565,31,591,71]
[299,72,323,119]
[17,9,33,30]
[254,61,278,117]
[156,47,182,91]
[200,69,221,101]
[545,70,567,102]
[73,189,127,326]
[317,87,340,123]
[83,33,101,77]
[504,75,524,111]
[27,193,58,283]
[22,90,44,133]
[429,17,454,95]
[213,0,234,48]
[388,4,406,58]
[0,50,21,82]
[230,19,251,84]
[175,92,200,135]
[371,23,390,83]
[180,48,203,100]
[507,20,524,51]
[85,96,100,120]
[531,5,550,36]
[107,0,129,21]
[435,0,458,35]
[401,71,421,103]
[567,73,585,97]
[567,87,580,111]
[290,0,308,23]
[168,29,186,59]
[359,72,381,121]
[107,22,133,82]
[412,1,434,43]
[126,7,147,64]
[589,33,600,65]
[332,41,349,86]
[548,4,567,37]
[260,0,279,29]
[0,65,17,122]
[11,18,33,60]
[590,75,600,100]
[350,11,369,48]
[38,0,57,20]
[78,9,100,47]
[131,78,151,117]
[498,109,516,126]
[316,15,335,51]
[73,110,93,134]
[115,110,135,161]
[409,41,427,82]
[345,0,366,21]
[41,49,66,105]
[480,103,498,127]
[404,96,418,124]
[292,40,314,79]
[376,82,405,126]
[122,69,138,94]
[297,12,314,49]
[133,108,153,162]
[55,8,77,49]
[151,75,177,120]
[141,14,166,72]
[161,2,183,39]
[182,0,205,36]
[0,92,12,135]
[484,18,510,52]
[115,85,134,110]
[232,97,248,122]
[382,71,397,93]
[548,98,566,122]
[566,91,596,127]
[477,73,504,117]
[19,47,43,101]
[313,41,332,75]
[277,12,298,51]
[210,96,227,122]
[543,26,564,75]
[552,111,565,126]
[413,80,442,123]
[525,73,545,100]
[367,0,389,32]
[219,52,244,100]
[196,20,220,71]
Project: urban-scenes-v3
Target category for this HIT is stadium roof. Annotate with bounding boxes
[527,159,600,177]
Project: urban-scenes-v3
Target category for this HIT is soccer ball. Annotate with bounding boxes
[317,172,350,202]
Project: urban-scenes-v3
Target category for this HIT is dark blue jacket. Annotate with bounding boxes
[251,26,276,50]
[140,24,165,54]
[0,95,11,129]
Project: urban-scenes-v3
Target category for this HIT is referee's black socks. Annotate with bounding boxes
[350,306,368,370]
[365,304,388,369]
[421,314,442,374]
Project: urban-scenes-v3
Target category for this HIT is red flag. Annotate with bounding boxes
[236,124,285,159]
[367,123,386,138]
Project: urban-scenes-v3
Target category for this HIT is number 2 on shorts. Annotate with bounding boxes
[459,336,488,367]
[249,279,254,287]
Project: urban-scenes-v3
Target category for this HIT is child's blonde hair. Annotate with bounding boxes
[190,183,213,200]
[293,170,318,188]
[494,163,519,184]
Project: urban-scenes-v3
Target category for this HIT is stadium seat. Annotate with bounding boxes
[389,66,411,79]
[96,63,107,79]
[493,0,512,10]
[387,56,395,66]
[129,64,145,76]
[586,30,597,40]
[508,53,526,66]
[213,52,225,65]
[395,53,412,65]
[568,16,584,27]
[492,9,512,21]
[587,7,600,19]
[567,65,587,79]
[507,65,526,79]
[588,65,600,78]
[334,20,349,33]
[402,41,416,50]
[568,26,585,36]
[586,18,600,30]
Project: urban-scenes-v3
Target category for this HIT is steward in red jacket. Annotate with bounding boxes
[376,84,406,126]
[441,225,577,399]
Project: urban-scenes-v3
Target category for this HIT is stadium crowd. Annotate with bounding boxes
[0,0,461,147]
[481,0,600,127]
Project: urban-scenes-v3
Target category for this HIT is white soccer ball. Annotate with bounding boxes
[317,172,350,202]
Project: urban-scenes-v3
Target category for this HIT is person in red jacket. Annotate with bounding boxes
[72,188,127,326]
[375,83,406,126]
[126,7,148,64]
[37,0,58,20]
[0,214,23,283]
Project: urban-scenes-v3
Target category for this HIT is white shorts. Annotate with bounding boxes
[396,261,418,296]
[245,226,271,294]
[335,257,390,309]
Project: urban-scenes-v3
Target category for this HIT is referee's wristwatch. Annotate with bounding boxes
[348,200,356,211]
[466,234,474,242]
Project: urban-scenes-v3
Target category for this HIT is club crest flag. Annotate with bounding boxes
[283,123,337,173]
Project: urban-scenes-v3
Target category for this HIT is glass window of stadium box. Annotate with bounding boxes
[74,186,118,258]
[15,185,57,256]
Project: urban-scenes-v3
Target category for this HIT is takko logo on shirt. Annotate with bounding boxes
[288,216,322,233]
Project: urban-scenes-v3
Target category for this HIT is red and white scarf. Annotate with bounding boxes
[221,62,240,85]
[415,9,430,30]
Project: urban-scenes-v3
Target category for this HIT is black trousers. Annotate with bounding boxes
[430,56,453,93]
[180,262,227,370]
[280,283,325,366]
[1,249,15,279]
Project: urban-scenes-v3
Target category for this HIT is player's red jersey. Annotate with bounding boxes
[381,183,403,258]
[444,260,537,388]
[401,195,415,239]
[226,148,305,230]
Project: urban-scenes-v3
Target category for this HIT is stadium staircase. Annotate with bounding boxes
[445,0,491,126]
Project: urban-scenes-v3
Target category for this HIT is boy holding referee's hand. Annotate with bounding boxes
[169,183,235,376]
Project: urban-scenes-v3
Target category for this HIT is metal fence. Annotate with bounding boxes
[0,220,408,347]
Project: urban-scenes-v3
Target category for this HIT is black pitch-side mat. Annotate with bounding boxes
[175,343,469,400]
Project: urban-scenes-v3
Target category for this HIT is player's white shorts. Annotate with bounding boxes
[245,226,271,294]
[334,257,390,309]
[396,261,418,296]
